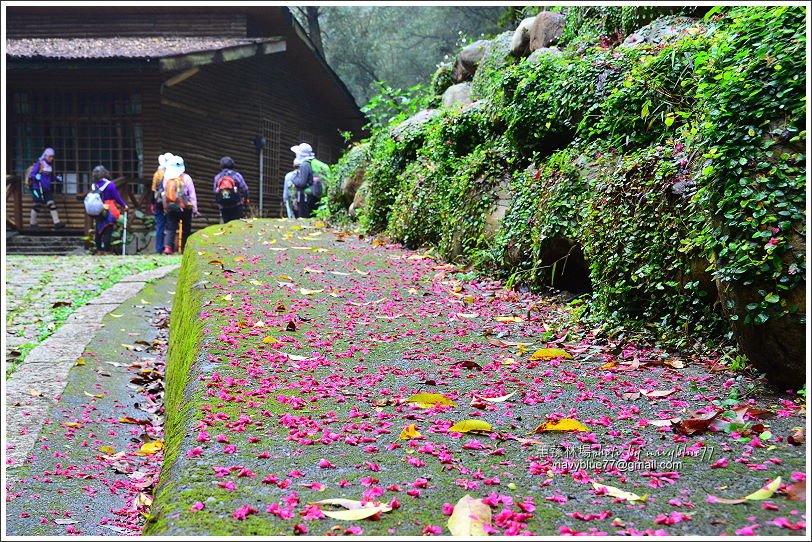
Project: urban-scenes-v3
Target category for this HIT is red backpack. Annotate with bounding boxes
[215,173,240,207]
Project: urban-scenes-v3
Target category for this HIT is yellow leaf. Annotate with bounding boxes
[222,294,233,301]
[599,361,617,370]
[494,316,523,322]
[355,270,370,276]
[262,336,279,344]
[592,482,648,502]
[329,271,351,276]
[400,424,423,440]
[75,359,86,366]
[533,418,589,433]
[448,495,492,536]
[98,445,116,454]
[300,288,324,295]
[457,313,479,319]
[61,422,82,428]
[304,267,325,274]
[278,274,293,280]
[405,393,456,408]
[109,313,123,318]
[744,476,782,501]
[234,256,245,262]
[135,441,164,456]
[140,299,150,304]
[498,357,517,366]
[314,220,326,228]
[249,280,262,286]
[449,420,493,434]
[84,391,104,399]
[529,348,573,360]
[252,321,266,328]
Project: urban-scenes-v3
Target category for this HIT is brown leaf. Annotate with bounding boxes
[640,388,677,399]
[785,480,806,501]
[674,409,723,436]
[452,361,482,371]
[788,427,805,445]
[285,321,297,332]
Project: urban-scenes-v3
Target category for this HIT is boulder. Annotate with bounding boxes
[348,182,368,219]
[528,11,565,51]
[441,83,473,108]
[621,15,703,48]
[716,231,806,391]
[510,16,537,57]
[451,39,491,83]
[483,177,512,240]
[390,109,440,141]
[527,47,563,63]
[339,143,370,206]
[470,31,514,100]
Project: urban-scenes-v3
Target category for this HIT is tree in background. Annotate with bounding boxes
[294,6,510,106]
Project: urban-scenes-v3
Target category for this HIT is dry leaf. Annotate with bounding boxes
[529,348,573,360]
[75,359,86,366]
[478,391,517,403]
[448,495,492,536]
[533,418,589,433]
[592,482,648,502]
[787,427,805,445]
[262,336,279,344]
[494,316,523,323]
[312,499,392,520]
[449,420,493,434]
[399,424,422,440]
[134,441,164,456]
[84,391,104,399]
[709,476,782,504]
[640,388,677,398]
[405,393,456,408]
[785,480,806,501]
[54,519,79,525]
[98,445,116,454]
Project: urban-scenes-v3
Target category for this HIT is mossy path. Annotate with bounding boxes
[145,218,806,536]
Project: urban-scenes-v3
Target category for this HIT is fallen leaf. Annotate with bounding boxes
[300,288,324,295]
[304,267,324,273]
[98,445,116,454]
[640,388,678,398]
[222,294,233,301]
[84,391,104,399]
[405,393,456,408]
[709,476,782,504]
[598,361,617,370]
[529,348,573,360]
[452,361,482,371]
[787,427,804,445]
[448,494,492,536]
[54,519,79,525]
[449,420,493,434]
[494,316,523,323]
[312,499,392,520]
[478,391,517,403]
[399,424,422,440]
[262,336,280,344]
[785,480,806,501]
[61,422,82,428]
[134,441,164,456]
[533,418,589,433]
[592,482,648,502]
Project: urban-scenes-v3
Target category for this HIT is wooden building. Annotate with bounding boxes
[4,6,365,246]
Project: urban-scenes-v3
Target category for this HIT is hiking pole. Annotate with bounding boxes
[122,210,128,258]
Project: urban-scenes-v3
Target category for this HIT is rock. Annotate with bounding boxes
[716,231,806,390]
[390,109,440,141]
[471,31,514,100]
[348,182,368,219]
[483,177,511,240]
[451,39,491,83]
[339,143,370,206]
[527,47,563,63]
[621,15,703,48]
[510,16,537,57]
[441,83,472,108]
[528,11,565,51]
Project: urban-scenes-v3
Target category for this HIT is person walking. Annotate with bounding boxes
[89,165,128,255]
[282,159,299,219]
[26,147,65,230]
[290,143,315,218]
[213,156,249,223]
[162,154,199,254]
[151,152,173,254]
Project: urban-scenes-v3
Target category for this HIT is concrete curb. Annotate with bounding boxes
[4,264,180,469]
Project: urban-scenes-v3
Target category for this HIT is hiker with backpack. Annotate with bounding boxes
[213,156,249,223]
[161,154,199,254]
[86,165,128,255]
[289,143,316,218]
[26,147,65,230]
[150,152,174,254]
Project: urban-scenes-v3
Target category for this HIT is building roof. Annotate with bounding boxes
[6,36,283,60]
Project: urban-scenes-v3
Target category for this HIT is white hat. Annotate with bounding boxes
[164,155,185,180]
[158,152,174,167]
[291,143,312,155]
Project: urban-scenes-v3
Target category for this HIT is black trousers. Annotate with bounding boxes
[220,205,244,223]
[164,207,193,252]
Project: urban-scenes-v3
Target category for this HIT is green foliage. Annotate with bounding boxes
[685,5,806,327]
[361,82,432,132]
[470,32,516,102]
[429,63,454,105]
[328,5,806,351]
[558,5,684,47]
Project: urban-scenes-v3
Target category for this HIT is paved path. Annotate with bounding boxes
[4,260,179,468]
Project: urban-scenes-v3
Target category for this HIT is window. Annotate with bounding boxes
[262,118,281,217]
[10,92,143,194]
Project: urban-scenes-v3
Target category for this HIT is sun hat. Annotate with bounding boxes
[158,152,174,168]
[164,155,185,180]
[291,143,315,161]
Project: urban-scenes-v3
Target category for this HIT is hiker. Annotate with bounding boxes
[26,147,65,230]
[151,152,173,254]
[161,154,199,254]
[89,165,128,255]
[213,156,250,223]
[290,143,315,218]
[282,159,299,219]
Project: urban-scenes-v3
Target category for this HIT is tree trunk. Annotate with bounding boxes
[305,6,325,58]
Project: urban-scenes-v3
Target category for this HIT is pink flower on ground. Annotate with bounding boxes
[190,501,205,511]
[422,525,443,535]
[232,505,257,520]
[186,448,203,458]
